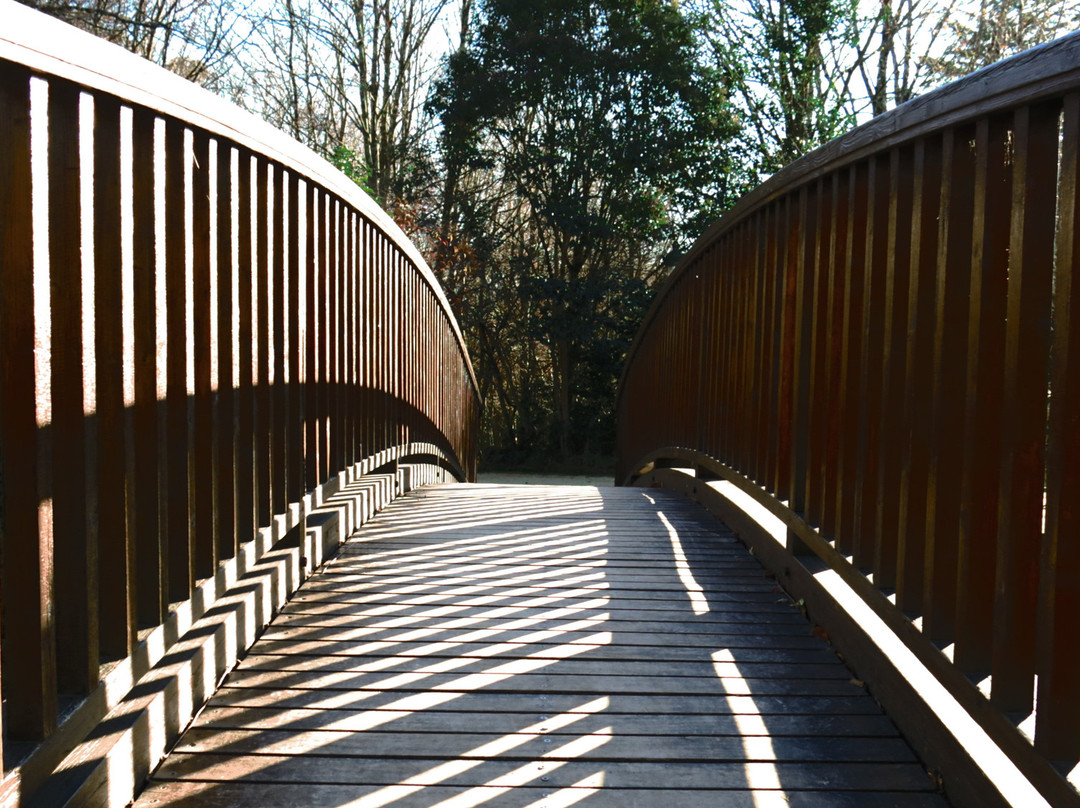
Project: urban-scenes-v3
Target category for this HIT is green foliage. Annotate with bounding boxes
[329,145,379,199]
[702,0,859,176]
[430,0,742,461]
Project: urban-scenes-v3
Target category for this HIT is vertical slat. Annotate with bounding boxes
[235,150,255,547]
[822,171,849,544]
[287,170,302,501]
[317,193,329,482]
[330,200,343,472]
[776,197,798,503]
[0,63,57,740]
[789,185,814,525]
[271,166,286,513]
[305,183,319,489]
[923,125,976,641]
[132,107,164,627]
[854,153,889,568]
[49,80,96,694]
[955,115,1011,674]
[1037,90,1080,762]
[896,135,942,613]
[255,159,271,526]
[875,145,914,589]
[993,101,1059,713]
[837,163,868,555]
[191,129,215,579]
[805,178,831,529]
[95,93,135,660]
[215,141,237,562]
[165,119,192,602]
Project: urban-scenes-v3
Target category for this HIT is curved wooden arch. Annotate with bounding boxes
[618,32,1080,808]
[0,2,480,804]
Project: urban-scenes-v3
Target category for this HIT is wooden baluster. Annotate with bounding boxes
[837,163,868,556]
[875,145,914,590]
[165,119,193,602]
[1037,90,1080,764]
[48,80,97,695]
[806,178,832,530]
[0,63,57,741]
[287,171,302,502]
[255,158,271,526]
[821,171,847,543]
[191,129,215,579]
[95,93,136,660]
[132,106,166,628]
[776,196,798,503]
[854,154,890,569]
[790,184,815,540]
[235,150,255,547]
[215,141,237,563]
[923,125,976,641]
[993,101,1059,714]
[305,183,319,490]
[955,115,1010,675]
[271,166,286,514]
[896,135,943,614]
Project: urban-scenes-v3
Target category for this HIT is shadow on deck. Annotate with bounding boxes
[134,484,945,808]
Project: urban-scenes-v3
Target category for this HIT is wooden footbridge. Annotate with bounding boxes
[2,2,1080,807]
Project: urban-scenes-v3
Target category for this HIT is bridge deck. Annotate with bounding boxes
[134,484,947,808]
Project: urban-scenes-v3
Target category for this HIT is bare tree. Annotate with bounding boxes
[922,0,1080,82]
[241,0,452,214]
[19,0,246,87]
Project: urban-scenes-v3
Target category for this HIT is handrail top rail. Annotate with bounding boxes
[618,28,1080,402]
[0,0,479,396]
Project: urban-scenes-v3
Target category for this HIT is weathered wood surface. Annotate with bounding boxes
[135,484,945,807]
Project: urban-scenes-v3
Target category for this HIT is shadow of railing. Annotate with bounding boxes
[0,2,479,804]
[616,33,1080,808]
[136,485,922,807]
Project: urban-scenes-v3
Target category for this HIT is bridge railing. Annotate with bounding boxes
[618,33,1080,808]
[0,1,478,802]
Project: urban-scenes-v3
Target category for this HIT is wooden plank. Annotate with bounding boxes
[94,91,136,660]
[147,758,939,794]
[191,128,215,579]
[259,626,828,651]
[992,102,1059,713]
[209,687,886,716]
[1037,91,1080,762]
[135,485,935,806]
[922,124,975,641]
[172,727,913,762]
[137,781,946,808]
[287,169,303,501]
[131,105,166,629]
[874,146,914,589]
[895,134,942,614]
[234,148,256,547]
[215,139,237,563]
[165,117,193,602]
[0,61,57,741]
[48,78,96,695]
[271,164,286,513]
[194,704,900,737]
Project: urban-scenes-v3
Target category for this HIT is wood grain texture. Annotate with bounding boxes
[134,484,942,807]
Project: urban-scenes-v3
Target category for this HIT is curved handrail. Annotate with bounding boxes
[618,30,1080,808]
[0,0,479,801]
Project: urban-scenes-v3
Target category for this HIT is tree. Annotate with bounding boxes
[241,0,452,219]
[923,0,1080,82]
[431,0,740,460]
[18,0,245,87]
[700,0,860,175]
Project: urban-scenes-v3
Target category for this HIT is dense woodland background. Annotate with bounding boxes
[21,0,1080,471]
